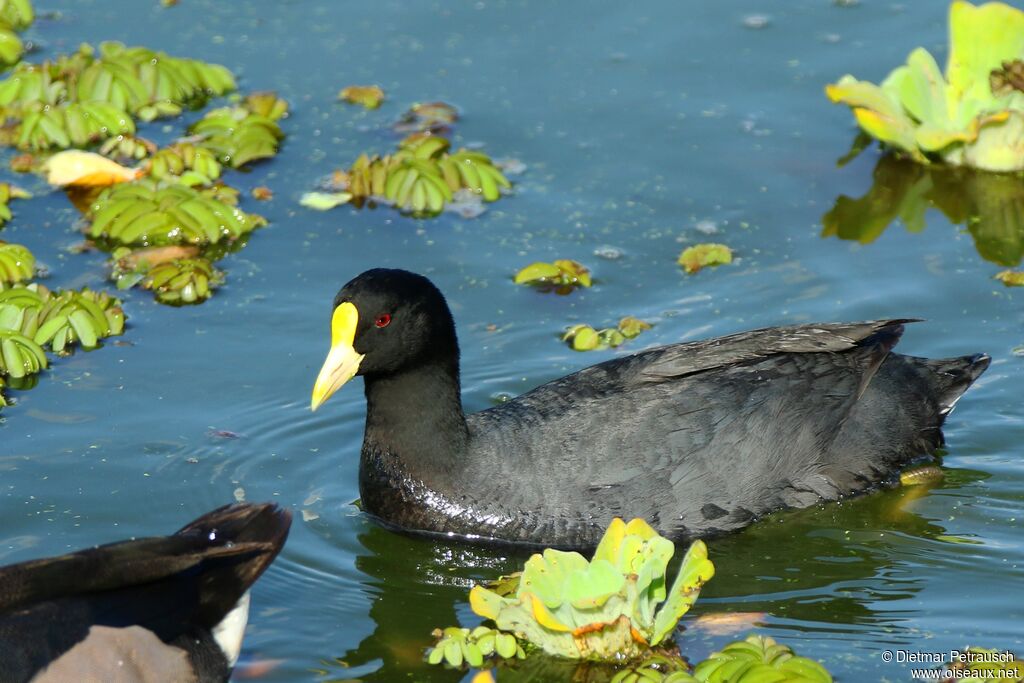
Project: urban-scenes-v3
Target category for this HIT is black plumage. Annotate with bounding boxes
[315,268,988,549]
[0,502,291,683]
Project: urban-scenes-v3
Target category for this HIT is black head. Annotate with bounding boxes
[311,269,460,410]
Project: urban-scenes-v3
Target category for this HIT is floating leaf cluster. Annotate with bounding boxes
[515,259,592,293]
[995,270,1024,286]
[468,518,714,660]
[140,256,223,305]
[145,143,222,186]
[826,1,1024,171]
[393,101,459,135]
[338,84,385,109]
[303,99,511,217]
[0,239,32,283]
[86,180,265,248]
[0,283,124,354]
[0,0,32,68]
[314,134,511,216]
[564,316,652,352]
[427,518,833,681]
[188,93,287,168]
[426,626,524,668]
[692,636,832,683]
[678,243,733,274]
[0,278,126,406]
[0,41,235,151]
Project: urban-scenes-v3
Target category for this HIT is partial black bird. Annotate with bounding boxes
[311,268,988,549]
[0,502,291,683]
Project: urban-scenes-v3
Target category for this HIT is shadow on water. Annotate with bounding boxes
[313,466,989,682]
[823,153,1024,268]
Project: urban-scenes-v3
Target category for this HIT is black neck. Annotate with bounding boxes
[361,358,469,481]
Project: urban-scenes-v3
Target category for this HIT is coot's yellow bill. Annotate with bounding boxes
[311,302,364,411]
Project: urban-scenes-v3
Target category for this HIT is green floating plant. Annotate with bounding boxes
[0,0,32,68]
[76,41,235,120]
[97,134,156,162]
[140,256,223,305]
[826,1,1024,172]
[564,316,652,352]
[188,93,287,168]
[0,41,235,150]
[515,259,592,292]
[146,142,222,186]
[0,328,45,379]
[426,626,524,668]
[307,133,511,216]
[693,635,832,683]
[0,283,125,354]
[338,84,384,109]
[678,244,733,274]
[393,100,459,134]
[469,518,714,660]
[86,180,266,247]
[995,269,1024,286]
[0,240,32,283]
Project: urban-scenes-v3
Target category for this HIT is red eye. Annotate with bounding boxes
[375,314,391,328]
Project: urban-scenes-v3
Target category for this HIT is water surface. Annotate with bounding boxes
[1,1,1021,680]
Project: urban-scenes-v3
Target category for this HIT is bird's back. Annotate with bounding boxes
[460,320,988,547]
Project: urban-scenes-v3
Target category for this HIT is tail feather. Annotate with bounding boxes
[920,353,991,416]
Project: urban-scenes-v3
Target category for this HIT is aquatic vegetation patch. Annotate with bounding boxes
[145,143,222,186]
[0,240,33,283]
[469,518,713,659]
[338,84,384,109]
[188,93,286,168]
[393,100,459,135]
[86,180,265,247]
[426,626,524,668]
[564,316,652,351]
[302,133,511,217]
[514,259,592,292]
[426,518,832,680]
[0,0,33,68]
[995,269,1024,286]
[678,244,733,274]
[0,278,126,406]
[826,1,1024,171]
[692,635,832,683]
[139,256,223,305]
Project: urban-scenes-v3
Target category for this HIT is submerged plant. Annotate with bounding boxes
[515,259,592,292]
[469,518,714,660]
[826,1,1024,171]
[564,317,652,352]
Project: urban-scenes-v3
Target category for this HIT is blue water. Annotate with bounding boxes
[1,1,1021,680]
